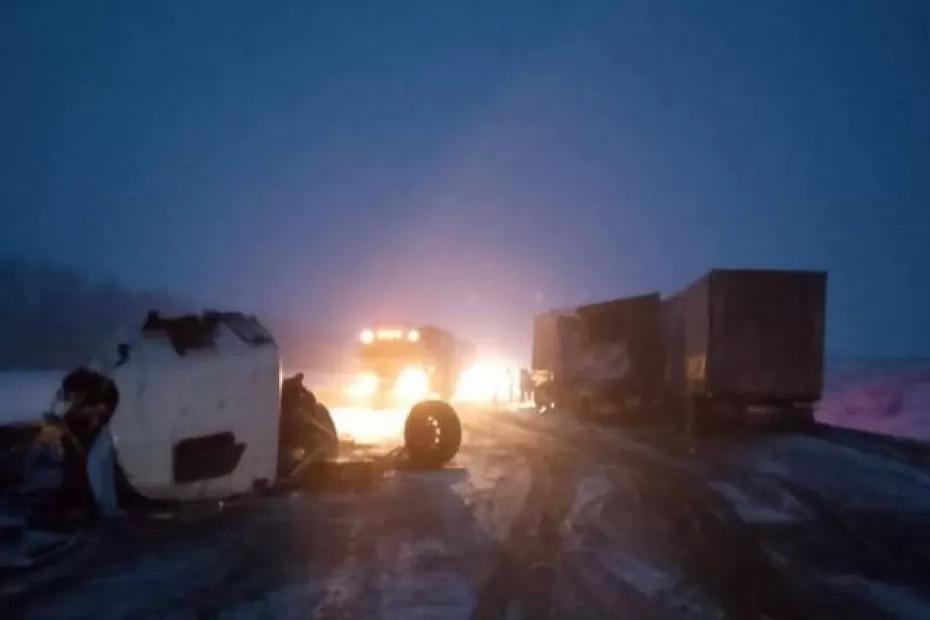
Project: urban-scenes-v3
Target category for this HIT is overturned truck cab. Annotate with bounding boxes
[109,311,284,501]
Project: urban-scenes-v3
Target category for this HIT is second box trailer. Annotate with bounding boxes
[662,269,827,432]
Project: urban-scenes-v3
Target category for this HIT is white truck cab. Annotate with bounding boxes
[107,312,281,501]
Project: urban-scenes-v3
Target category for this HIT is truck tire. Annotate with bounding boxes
[404,401,462,468]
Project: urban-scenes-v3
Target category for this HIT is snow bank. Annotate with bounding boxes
[817,359,930,441]
[0,370,62,426]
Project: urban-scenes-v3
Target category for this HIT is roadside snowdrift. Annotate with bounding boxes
[816,359,930,441]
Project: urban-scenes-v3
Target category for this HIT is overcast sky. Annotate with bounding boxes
[2,0,929,357]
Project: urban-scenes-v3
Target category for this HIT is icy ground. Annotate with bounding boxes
[1,359,930,618]
[4,406,930,618]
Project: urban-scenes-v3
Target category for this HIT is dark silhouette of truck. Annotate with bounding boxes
[532,269,827,432]
[357,325,468,404]
[531,293,664,418]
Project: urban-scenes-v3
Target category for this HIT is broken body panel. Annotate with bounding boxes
[532,293,664,416]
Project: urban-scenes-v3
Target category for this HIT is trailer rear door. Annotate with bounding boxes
[709,270,826,400]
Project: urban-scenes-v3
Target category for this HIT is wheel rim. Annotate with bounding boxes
[426,414,442,447]
[412,414,443,451]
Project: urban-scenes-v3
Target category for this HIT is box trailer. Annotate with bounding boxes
[532,293,664,418]
[662,269,827,431]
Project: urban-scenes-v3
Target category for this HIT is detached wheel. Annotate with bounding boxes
[404,401,462,469]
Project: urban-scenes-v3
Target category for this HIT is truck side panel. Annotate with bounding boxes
[532,312,583,382]
[661,276,710,398]
[576,293,664,397]
[533,294,664,415]
[532,313,561,378]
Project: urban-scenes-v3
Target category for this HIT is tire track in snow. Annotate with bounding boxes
[462,408,890,618]
[463,410,575,620]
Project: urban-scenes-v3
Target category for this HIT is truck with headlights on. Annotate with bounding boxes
[348,325,468,408]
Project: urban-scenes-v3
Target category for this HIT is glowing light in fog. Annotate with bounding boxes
[330,406,407,445]
[359,328,375,344]
[454,359,516,403]
[394,366,429,403]
[347,371,379,399]
[407,328,420,342]
[376,328,404,340]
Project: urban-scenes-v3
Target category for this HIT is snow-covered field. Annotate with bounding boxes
[815,358,930,441]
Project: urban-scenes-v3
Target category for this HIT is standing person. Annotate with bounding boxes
[520,368,532,403]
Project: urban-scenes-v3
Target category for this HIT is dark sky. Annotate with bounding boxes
[3,0,929,358]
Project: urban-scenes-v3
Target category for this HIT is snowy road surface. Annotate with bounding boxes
[5,405,930,619]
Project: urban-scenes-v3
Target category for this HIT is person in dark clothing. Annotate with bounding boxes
[60,367,119,450]
[520,368,533,403]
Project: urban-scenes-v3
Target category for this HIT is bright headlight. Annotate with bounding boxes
[394,366,429,402]
[453,359,514,403]
[359,328,375,345]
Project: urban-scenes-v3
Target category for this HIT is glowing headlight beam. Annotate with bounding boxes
[453,359,517,403]
[394,366,430,403]
[347,371,379,399]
